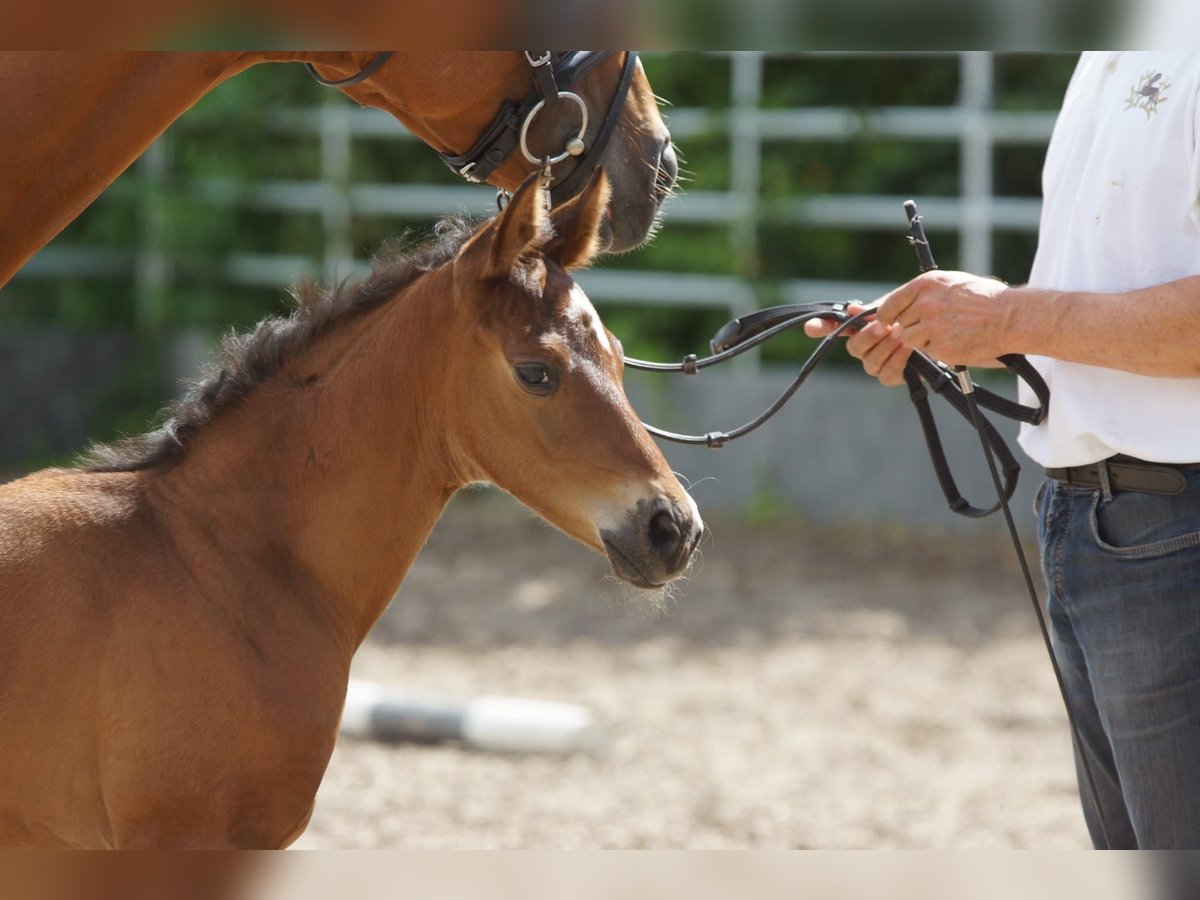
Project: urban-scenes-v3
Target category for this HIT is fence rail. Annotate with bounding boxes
[14,52,1059,362]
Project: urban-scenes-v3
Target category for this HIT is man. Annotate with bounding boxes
[807,52,1200,849]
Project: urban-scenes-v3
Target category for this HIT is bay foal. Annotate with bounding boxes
[0,170,700,848]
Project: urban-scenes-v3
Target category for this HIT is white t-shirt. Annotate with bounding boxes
[1018,51,1200,467]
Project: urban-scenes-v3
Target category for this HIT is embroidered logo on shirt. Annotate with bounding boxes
[1125,71,1170,117]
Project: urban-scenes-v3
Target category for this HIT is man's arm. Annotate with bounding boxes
[806,271,1200,385]
[999,275,1200,377]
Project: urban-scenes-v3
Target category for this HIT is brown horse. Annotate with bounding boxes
[0,51,677,288]
[0,169,702,848]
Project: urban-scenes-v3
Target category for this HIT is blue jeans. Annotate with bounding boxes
[1036,470,1200,849]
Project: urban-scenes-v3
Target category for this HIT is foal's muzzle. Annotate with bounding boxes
[601,496,702,588]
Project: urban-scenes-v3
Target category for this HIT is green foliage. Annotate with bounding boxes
[641,54,730,109]
[762,55,961,108]
[993,54,1080,110]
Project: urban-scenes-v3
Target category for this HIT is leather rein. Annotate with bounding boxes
[623,201,1050,521]
[307,50,640,208]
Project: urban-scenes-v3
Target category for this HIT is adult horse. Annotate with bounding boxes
[0,50,677,288]
[0,169,703,848]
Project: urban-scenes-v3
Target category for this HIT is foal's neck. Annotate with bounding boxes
[151,269,462,648]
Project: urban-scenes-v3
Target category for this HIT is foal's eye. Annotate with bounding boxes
[514,362,556,393]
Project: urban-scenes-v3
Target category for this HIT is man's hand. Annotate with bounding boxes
[804,302,912,386]
[804,270,1014,386]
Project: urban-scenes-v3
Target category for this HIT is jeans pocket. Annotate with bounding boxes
[1088,490,1200,559]
[1032,478,1049,519]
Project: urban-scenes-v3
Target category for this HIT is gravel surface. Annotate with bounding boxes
[295,491,1089,849]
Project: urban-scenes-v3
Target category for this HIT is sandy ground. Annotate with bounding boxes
[295,491,1090,849]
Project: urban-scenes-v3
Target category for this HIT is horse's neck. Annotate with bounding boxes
[0,51,498,287]
[149,272,461,647]
[0,51,369,288]
[0,52,256,287]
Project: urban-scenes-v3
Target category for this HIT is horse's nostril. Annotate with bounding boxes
[655,143,679,198]
[648,509,682,560]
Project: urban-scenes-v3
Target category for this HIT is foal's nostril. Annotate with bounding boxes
[648,509,683,561]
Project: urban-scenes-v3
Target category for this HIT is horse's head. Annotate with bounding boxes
[330,51,677,255]
[444,169,700,589]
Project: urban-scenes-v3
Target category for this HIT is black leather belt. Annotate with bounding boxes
[1046,455,1196,496]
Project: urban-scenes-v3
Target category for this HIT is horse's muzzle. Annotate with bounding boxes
[604,138,677,254]
[654,141,679,203]
[600,495,701,588]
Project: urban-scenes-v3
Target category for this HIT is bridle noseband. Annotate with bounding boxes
[305,50,640,207]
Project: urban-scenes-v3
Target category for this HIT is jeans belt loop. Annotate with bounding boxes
[1097,457,1114,502]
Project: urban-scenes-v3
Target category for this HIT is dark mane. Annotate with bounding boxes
[82,218,478,474]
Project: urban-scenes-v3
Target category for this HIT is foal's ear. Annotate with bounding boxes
[482,171,550,280]
[545,168,612,271]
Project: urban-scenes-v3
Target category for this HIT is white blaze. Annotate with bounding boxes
[567,283,613,356]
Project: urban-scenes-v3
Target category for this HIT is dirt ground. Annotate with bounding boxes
[295,490,1090,850]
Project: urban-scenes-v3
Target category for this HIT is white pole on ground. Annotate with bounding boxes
[340,680,608,756]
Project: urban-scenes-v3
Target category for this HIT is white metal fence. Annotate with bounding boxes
[15,52,1060,356]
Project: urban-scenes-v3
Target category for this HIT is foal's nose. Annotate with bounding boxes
[649,507,685,565]
[645,497,699,575]
[600,495,702,588]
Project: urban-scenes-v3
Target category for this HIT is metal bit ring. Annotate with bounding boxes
[519,91,589,166]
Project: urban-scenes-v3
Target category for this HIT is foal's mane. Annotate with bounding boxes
[83,218,477,474]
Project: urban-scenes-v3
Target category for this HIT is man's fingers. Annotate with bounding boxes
[803,301,872,338]
[846,320,897,362]
[897,320,930,350]
[875,277,922,326]
[877,344,914,386]
[854,324,907,384]
[804,318,836,338]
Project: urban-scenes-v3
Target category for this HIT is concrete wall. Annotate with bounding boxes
[1,332,1042,534]
[0,332,134,466]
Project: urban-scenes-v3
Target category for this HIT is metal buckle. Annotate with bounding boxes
[525,51,553,67]
[458,162,480,183]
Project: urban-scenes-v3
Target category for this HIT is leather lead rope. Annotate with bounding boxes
[625,302,1044,518]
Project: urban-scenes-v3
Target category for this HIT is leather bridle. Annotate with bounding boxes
[439,51,640,206]
[304,51,395,88]
[306,50,641,207]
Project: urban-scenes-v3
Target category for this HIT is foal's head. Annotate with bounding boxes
[445,170,701,589]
